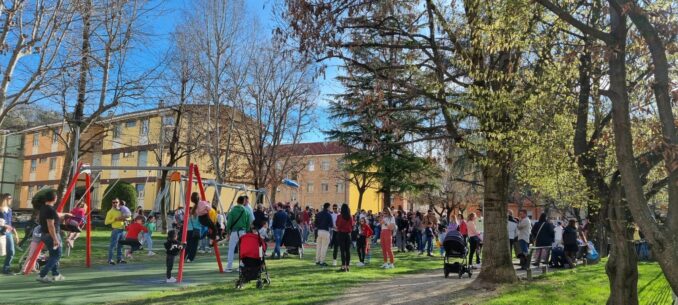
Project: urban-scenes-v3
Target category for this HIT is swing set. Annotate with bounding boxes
[22,163,223,283]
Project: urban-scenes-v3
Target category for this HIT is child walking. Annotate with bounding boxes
[145,215,157,256]
[356,217,373,267]
[164,230,184,283]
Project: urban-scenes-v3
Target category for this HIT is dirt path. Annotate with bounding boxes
[325,265,542,305]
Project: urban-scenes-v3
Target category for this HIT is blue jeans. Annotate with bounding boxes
[39,235,62,278]
[3,232,14,273]
[145,232,153,251]
[415,230,424,252]
[108,229,124,262]
[273,228,284,257]
[424,235,433,254]
[519,239,529,255]
[372,226,381,244]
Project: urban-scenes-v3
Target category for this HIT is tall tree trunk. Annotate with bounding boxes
[606,5,678,294]
[357,189,365,212]
[475,150,518,285]
[158,169,169,232]
[605,186,638,305]
[57,0,91,202]
[383,188,392,209]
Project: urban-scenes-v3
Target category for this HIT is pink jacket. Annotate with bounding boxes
[467,220,480,237]
[196,200,212,216]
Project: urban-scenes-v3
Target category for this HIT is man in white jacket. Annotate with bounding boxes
[516,210,532,269]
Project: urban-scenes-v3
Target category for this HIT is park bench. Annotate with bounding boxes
[524,246,551,280]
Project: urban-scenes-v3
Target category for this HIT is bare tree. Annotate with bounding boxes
[0,0,73,126]
[55,0,158,202]
[179,0,251,198]
[150,25,202,231]
[234,42,316,205]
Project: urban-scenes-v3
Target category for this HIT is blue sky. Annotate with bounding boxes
[143,0,339,142]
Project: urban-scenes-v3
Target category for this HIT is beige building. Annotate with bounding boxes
[274,142,385,212]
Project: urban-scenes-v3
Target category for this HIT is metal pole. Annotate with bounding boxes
[69,123,81,210]
[85,173,92,268]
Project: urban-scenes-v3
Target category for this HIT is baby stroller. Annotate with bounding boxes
[235,232,270,289]
[282,225,304,259]
[443,231,472,279]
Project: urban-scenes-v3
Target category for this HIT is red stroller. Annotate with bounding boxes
[235,232,270,289]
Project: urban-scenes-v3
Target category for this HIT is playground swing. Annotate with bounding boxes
[22,163,222,284]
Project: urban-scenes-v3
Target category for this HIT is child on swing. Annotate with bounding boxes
[65,202,87,249]
[192,192,219,241]
[119,215,148,259]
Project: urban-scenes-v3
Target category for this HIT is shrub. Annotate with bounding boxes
[101,181,138,212]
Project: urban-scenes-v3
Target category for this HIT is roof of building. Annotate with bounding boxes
[278,141,347,156]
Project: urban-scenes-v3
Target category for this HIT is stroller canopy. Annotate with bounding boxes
[240,233,266,260]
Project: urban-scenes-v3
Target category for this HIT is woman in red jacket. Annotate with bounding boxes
[356,217,373,267]
[335,204,354,272]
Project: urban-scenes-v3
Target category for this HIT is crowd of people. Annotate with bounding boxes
[0,188,599,285]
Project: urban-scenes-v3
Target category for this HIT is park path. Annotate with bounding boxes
[325,264,542,305]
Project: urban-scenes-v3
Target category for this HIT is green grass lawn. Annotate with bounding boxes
[1,230,442,305]
[478,260,673,305]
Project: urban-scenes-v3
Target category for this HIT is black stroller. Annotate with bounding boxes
[443,231,472,278]
[282,225,304,259]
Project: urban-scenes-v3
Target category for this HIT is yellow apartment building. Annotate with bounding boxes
[274,142,385,213]
[17,105,251,211]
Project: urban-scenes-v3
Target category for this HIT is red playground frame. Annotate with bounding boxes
[22,163,223,283]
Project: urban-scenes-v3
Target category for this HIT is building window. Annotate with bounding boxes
[123,152,134,158]
[113,124,122,139]
[33,132,39,146]
[163,116,176,127]
[337,158,344,168]
[306,183,314,193]
[321,182,329,193]
[275,161,283,171]
[111,153,120,166]
[49,158,56,171]
[39,157,46,164]
[41,129,49,136]
[125,120,136,128]
[321,160,330,171]
[52,129,60,144]
[28,186,36,199]
[307,160,315,171]
[139,119,149,136]
[30,160,37,172]
[136,184,145,197]
[137,150,147,167]
[336,181,345,193]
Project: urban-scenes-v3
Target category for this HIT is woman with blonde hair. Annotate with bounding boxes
[379,207,397,269]
[467,212,482,268]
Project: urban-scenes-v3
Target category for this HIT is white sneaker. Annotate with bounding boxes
[52,274,66,281]
[225,268,234,273]
[147,252,156,256]
[356,262,365,267]
[333,260,337,266]
[389,263,395,269]
[198,250,206,254]
[380,263,389,268]
[166,277,177,283]
[36,275,52,283]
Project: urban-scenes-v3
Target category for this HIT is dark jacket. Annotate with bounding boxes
[562,226,578,246]
[253,210,268,230]
[315,210,333,231]
[272,210,288,230]
[164,239,182,256]
[396,216,409,232]
[531,221,555,247]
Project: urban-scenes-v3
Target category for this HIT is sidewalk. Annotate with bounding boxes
[324,263,544,305]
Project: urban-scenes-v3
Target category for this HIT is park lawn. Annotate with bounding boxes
[476,260,673,305]
[2,230,443,305]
